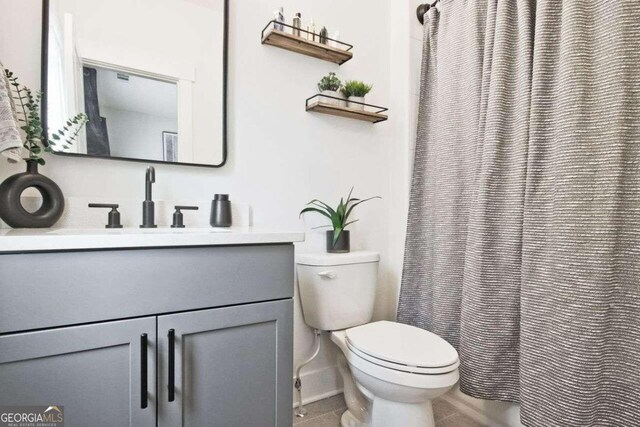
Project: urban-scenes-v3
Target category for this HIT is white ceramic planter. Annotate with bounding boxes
[320,90,341,106]
[339,92,348,107]
[348,96,365,110]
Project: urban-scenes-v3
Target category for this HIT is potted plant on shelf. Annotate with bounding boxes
[341,80,373,110]
[317,72,342,107]
[0,68,88,228]
[300,188,380,253]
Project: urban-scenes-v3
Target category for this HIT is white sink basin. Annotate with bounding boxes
[0,227,304,252]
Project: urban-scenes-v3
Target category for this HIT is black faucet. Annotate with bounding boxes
[140,166,157,228]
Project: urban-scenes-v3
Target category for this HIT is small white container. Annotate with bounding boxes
[339,91,348,108]
[320,90,341,106]
[331,30,341,49]
[348,96,365,110]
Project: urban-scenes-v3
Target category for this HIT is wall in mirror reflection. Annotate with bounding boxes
[47,0,225,166]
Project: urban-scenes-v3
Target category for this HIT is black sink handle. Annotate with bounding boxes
[171,205,199,228]
[88,203,124,229]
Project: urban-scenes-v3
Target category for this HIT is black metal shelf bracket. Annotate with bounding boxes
[305,94,389,115]
[261,20,354,52]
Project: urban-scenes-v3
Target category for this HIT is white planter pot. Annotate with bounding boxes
[320,90,341,106]
[339,92,348,107]
[348,96,365,110]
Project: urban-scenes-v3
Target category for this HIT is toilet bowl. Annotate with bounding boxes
[296,252,459,427]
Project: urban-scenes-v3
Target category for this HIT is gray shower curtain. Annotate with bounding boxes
[398,0,640,425]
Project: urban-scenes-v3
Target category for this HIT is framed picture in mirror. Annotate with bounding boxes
[163,132,178,162]
[41,0,228,167]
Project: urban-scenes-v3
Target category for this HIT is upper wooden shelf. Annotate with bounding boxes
[261,22,354,65]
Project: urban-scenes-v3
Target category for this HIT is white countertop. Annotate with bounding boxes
[0,227,305,252]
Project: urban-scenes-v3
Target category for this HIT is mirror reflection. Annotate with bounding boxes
[45,0,227,166]
[81,66,178,160]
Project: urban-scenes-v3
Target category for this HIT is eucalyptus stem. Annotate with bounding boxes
[4,68,88,165]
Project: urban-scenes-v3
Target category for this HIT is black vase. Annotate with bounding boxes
[0,160,65,228]
[326,230,350,253]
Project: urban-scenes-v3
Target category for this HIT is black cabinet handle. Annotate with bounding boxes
[168,329,175,402]
[140,333,148,409]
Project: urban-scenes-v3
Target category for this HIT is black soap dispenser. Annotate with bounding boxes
[210,194,232,227]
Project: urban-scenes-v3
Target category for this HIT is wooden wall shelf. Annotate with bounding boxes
[306,95,388,124]
[261,22,354,65]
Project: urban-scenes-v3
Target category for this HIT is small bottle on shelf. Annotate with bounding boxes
[274,7,284,31]
[293,13,302,37]
[308,19,316,41]
[319,26,328,44]
[331,31,341,48]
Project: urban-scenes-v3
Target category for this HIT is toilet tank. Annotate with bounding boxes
[296,251,379,331]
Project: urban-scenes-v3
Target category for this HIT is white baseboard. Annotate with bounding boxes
[442,386,522,427]
[291,364,343,408]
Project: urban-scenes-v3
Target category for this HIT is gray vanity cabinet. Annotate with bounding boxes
[0,317,156,427]
[0,243,295,426]
[158,299,293,427]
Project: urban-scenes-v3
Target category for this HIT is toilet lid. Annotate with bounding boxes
[345,321,458,368]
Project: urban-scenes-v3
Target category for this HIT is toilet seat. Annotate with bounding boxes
[346,342,459,375]
[333,332,459,390]
[345,321,459,374]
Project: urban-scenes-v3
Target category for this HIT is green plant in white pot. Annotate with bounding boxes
[317,72,342,107]
[341,80,373,110]
[300,188,380,253]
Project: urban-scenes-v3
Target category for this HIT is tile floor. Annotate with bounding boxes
[292,394,487,427]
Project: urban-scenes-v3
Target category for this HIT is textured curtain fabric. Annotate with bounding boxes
[520,1,640,426]
[398,0,534,402]
[460,0,534,402]
[398,0,489,351]
[398,0,640,425]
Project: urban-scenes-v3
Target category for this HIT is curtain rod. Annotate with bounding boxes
[416,0,439,25]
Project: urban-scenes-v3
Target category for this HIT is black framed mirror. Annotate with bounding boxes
[41,0,228,168]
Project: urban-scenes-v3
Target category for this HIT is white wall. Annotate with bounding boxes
[0,0,405,403]
[102,107,177,161]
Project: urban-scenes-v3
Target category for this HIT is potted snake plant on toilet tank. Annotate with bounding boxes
[300,188,380,253]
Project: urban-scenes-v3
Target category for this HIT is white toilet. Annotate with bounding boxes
[296,251,459,427]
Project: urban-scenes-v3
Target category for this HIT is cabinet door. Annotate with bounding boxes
[0,317,156,427]
[158,299,293,427]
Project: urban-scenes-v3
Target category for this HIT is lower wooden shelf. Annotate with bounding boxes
[305,95,389,124]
